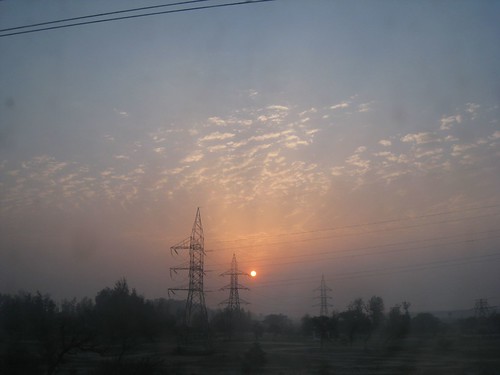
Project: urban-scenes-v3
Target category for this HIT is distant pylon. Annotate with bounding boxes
[220,253,249,311]
[168,208,209,336]
[474,298,491,318]
[314,274,332,316]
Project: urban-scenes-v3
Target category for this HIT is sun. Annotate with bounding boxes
[250,270,257,277]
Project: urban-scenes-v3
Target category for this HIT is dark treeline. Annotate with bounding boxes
[1,280,499,374]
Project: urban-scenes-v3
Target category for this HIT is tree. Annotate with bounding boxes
[301,314,314,337]
[263,314,293,339]
[387,301,411,340]
[252,321,264,341]
[339,298,370,344]
[94,279,155,359]
[412,312,441,337]
[367,296,385,329]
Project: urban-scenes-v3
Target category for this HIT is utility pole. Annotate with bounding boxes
[314,274,332,317]
[220,253,249,311]
[168,208,209,342]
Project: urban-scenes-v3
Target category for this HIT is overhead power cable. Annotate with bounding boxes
[208,211,500,253]
[205,233,500,273]
[208,202,500,245]
[0,0,275,38]
[250,251,500,289]
[204,231,500,270]
[0,0,211,33]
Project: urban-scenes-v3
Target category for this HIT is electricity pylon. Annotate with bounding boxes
[168,208,209,339]
[220,253,249,311]
[314,274,332,316]
[474,298,491,318]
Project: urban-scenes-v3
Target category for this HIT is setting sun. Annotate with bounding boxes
[250,270,257,277]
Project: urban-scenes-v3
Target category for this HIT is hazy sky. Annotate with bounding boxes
[1,0,499,317]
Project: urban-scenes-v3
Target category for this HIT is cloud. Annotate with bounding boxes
[358,102,373,113]
[267,105,289,111]
[440,114,462,130]
[249,132,282,142]
[199,132,235,142]
[414,147,444,159]
[379,139,392,147]
[247,89,258,98]
[489,131,500,140]
[345,154,371,175]
[401,132,441,144]
[330,101,349,110]
[444,135,459,142]
[284,135,309,149]
[113,108,129,118]
[207,144,227,153]
[298,107,317,117]
[466,102,480,117]
[208,116,227,126]
[331,166,344,176]
[374,151,407,164]
[257,106,290,125]
[451,144,477,156]
[181,150,204,163]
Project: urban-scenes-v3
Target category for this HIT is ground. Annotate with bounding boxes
[54,332,500,375]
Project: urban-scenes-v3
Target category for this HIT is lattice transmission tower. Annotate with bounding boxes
[168,208,209,337]
[314,274,332,316]
[220,253,249,311]
[474,298,491,318]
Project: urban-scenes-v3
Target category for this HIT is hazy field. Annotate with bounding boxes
[52,333,500,375]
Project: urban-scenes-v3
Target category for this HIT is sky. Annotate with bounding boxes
[1,0,499,318]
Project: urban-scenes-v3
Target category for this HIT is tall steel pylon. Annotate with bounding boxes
[314,274,332,316]
[220,253,249,311]
[168,208,209,335]
[474,298,491,318]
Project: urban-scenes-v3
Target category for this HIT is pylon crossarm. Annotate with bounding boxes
[170,268,184,279]
[220,270,249,276]
[168,288,190,298]
[313,286,332,292]
[170,266,189,273]
[170,237,190,255]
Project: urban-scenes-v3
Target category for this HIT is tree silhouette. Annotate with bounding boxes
[94,278,156,359]
[339,298,370,344]
[387,301,411,340]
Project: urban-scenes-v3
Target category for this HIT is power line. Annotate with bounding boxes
[233,234,500,270]
[207,228,500,268]
[147,203,500,247]
[207,211,500,253]
[202,233,500,286]
[0,0,211,33]
[204,233,500,276]
[250,251,500,289]
[208,202,500,245]
[0,0,275,38]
